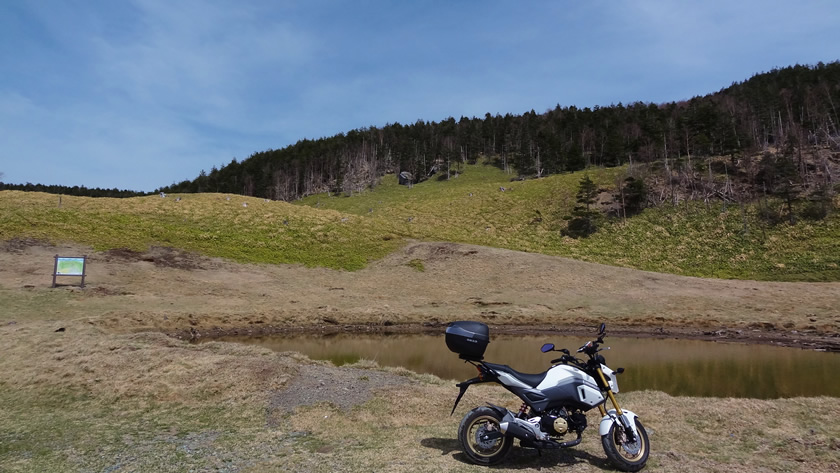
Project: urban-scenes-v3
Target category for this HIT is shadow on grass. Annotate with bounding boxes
[421,437,614,470]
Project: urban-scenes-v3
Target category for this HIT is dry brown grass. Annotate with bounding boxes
[2,240,839,472]
[2,315,839,472]
[0,319,299,405]
[275,387,840,473]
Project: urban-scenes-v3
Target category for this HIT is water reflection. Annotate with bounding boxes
[204,333,840,398]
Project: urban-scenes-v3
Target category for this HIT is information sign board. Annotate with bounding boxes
[52,255,87,287]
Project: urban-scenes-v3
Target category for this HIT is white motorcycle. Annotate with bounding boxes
[446,321,649,472]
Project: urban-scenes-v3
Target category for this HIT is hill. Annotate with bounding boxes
[2,160,838,281]
[160,62,840,205]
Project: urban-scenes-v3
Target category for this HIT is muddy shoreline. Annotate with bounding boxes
[4,240,838,353]
[174,322,840,352]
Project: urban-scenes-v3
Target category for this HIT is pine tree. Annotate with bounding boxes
[563,175,601,238]
[620,176,647,217]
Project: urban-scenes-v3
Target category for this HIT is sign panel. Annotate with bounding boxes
[56,257,86,276]
[52,255,87,288]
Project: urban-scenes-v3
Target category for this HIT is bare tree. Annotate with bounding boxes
[530,141,543,178]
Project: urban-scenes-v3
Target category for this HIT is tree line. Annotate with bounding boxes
[160,62,840,203]
[0,181,148,198]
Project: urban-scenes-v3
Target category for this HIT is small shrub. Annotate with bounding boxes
[563,216,599,238]
[757,204,783,225]
[800,200,829,220]
[406,259,425,272]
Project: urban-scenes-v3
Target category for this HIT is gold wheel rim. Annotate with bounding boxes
[466,415,506,457]
[612,424,646,462]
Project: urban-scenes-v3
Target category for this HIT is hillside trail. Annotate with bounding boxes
[1,238,838,350]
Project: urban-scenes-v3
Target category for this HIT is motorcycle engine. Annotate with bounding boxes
[540,408,587,436]
[570,411,587,433]
[540,408,570,436]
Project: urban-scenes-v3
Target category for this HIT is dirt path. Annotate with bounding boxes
[2,239,838,350]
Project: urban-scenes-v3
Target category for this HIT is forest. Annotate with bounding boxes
[0,181,147,198]
[157,62,840,207]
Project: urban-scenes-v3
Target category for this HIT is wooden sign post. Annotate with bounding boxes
[52,255,87,288]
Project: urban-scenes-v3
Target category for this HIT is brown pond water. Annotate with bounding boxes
[204,333,840,398]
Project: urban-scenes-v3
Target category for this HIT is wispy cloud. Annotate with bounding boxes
[1,0,838,191]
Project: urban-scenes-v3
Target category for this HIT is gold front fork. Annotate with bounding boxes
[596,366,623,416]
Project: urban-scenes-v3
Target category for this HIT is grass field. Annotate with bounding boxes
[3,160,838,280]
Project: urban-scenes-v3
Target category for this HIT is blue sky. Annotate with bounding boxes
[2,0,839,192]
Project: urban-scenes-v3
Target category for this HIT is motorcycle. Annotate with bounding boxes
[445,321,649,472]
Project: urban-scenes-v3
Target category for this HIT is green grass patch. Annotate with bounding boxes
[406,259,425,272]
[297,160,623,255]
[563,202,840,281]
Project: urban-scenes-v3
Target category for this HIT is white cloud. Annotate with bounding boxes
[2,0,839,190]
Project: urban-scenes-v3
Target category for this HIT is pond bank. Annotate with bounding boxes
[173,321,840,352]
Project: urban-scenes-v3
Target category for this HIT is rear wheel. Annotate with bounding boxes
[601,417,649,472]
[457,406,512,465]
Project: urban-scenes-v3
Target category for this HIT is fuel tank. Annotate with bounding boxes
[535,364,604,409]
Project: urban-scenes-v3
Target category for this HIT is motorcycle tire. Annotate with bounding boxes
[601,417,650,472]
[457,406,512,465]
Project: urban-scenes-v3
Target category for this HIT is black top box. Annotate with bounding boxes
[445,321,490,361]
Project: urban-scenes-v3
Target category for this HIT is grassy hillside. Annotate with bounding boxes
[2,161,838,280]
[298,161,840,281]
[299,161,624,254]
[0,191,402,270]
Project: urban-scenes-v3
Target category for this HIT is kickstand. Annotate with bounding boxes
[537,449,542,457]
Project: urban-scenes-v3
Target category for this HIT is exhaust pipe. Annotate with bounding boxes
[501,416,584,449]
[499,420,538,442]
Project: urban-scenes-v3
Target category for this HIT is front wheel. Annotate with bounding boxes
[601,417,649,472]
[457,406,512,465]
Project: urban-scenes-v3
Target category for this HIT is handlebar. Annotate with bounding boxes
[551,354,584,367]
[577,335,607,355]
[544,323,609,364]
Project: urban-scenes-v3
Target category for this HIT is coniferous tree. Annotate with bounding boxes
[563,175,601,238]
[619,176,648,218]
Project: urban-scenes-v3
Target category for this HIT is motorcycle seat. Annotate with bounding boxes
[483,362,547,388]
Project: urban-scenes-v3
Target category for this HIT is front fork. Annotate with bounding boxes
[595,367,637,442]
[595,366,622,416]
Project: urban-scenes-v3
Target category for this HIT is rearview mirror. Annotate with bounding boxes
[599,323,606,335]
[540,343,555,353]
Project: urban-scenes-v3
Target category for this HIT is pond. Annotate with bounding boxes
[203,333,840,399]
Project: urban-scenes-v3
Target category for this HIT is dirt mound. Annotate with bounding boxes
[102,246,221,270]
[0,237,50,253]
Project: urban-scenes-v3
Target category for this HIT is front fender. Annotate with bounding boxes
[599,409,639,437]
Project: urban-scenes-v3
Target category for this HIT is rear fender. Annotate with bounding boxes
[485,403,514,420]
[450,376,491,415]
